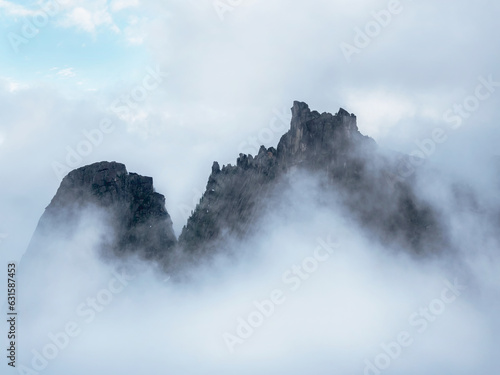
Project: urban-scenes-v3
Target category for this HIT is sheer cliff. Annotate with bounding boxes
[26,161,177,262]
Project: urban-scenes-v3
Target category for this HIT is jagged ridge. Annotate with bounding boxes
[26,102,447,274]
[178,101,444,258]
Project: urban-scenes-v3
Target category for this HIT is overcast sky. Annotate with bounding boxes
[1,0,499,262]
[2,2,500,374]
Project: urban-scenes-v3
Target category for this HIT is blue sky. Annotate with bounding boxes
[0,0,151,89]
[0,0,499,261]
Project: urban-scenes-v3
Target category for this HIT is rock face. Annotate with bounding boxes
[178,101,444,257]
[178,146,279,257]
[27,161,177,261]
[277,102,375,174]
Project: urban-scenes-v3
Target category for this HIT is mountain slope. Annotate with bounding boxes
[26,161,177,262]
[177,101,445,260]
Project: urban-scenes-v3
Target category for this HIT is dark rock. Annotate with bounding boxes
[178,101,446,257]
[27,161,177,262]
[178,145,278,257]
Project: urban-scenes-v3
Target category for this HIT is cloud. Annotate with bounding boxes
[16,164,500,374]
[110,0,140,12]
[0,0,36,16]
[343,89,418,138]
[2,0,499,255]
[62,7,96,32]
[59,5,118,33]
[1,1,500,372]
[122,16,148,45]
[56,68,77,78]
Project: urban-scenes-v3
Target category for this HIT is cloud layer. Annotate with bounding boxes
[1,1,499,373]
[15,162,500,374]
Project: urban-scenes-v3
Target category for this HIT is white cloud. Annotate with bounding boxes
[0,0,35,16]
[58,3,119,33]
[57,67,77,78]
[2,2,500,371]
[111,0,140,12]
[344,89,418,139]
[15,167,500,374]
[60,7,97,32]
[123,16,148,45]
[0,77,29,92]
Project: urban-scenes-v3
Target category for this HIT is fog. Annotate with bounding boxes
[14,158,500,374]
[1,0,499,373]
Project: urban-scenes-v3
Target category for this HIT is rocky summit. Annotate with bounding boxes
[25,101,447,273]
[178,101,443,259]
[26,161,177,261]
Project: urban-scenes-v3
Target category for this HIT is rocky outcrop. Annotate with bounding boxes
[27,161,177,261]
[178,101,445,257]
[178,146,279,257]
[277,102,375,174]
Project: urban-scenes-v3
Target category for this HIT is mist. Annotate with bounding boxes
[15,154,500,375]
[1,0,499,373]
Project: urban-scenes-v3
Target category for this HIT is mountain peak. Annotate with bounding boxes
[337,107,353,117]
[28,160,177,261]
[51,161,128,209]
[277,101,362,169]
[291,100,311,116]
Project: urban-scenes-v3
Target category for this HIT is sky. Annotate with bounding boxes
[1,1,500,373]
[1,0,500,253]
